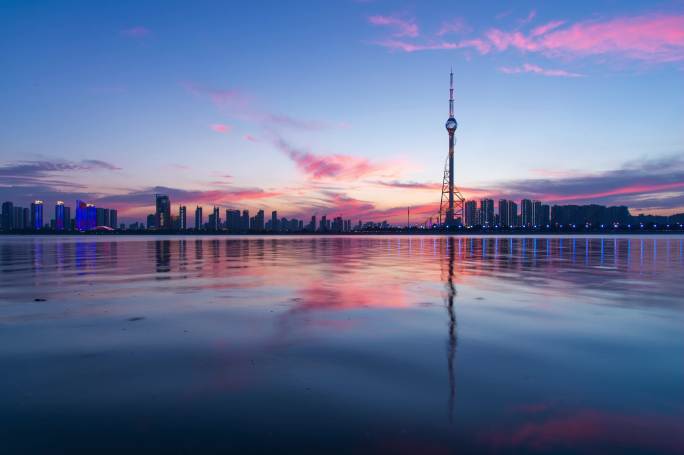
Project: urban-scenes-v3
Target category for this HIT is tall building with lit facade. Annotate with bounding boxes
[498,199,510,227]
[532,200,542,226]
[30,200,44,230]
[520,199,533,227]
[155,194,171,230]
[55,201,66,230]
[179,206,187,230]
[465,200,477,227]
[480,199,494,226]
[509,201,518,227]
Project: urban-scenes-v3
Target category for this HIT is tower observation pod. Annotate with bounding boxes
[439,69,465,227]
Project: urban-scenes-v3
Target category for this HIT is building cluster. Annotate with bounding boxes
[465,199,551,228]
[144,194,356,233]
[1,200,118,231]
[463,199,640,229]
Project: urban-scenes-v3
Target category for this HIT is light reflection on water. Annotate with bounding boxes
[0,235,683,453]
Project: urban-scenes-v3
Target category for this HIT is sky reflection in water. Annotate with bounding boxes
[0,235,682,453]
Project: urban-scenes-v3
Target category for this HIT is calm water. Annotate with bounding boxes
[0,235,683,453]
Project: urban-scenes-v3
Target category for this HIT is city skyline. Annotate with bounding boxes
[1,1,683,224]
[2,193,682,232]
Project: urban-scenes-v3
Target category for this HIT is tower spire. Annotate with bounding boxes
[449,67,454,117]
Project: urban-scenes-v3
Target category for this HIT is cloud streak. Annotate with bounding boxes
[498,63,583,77]
[368,15,419,37]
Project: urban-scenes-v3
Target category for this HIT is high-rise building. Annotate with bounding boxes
[465,200,477,227]
[30,200,44,230]
[226,209,241,231]
[147,213,156,229]
[2,201,14,231]
[109,209,117,229]
[208,207,220,230]
[539,204,550,226]
[155,194,171,230]
[271,211,278,232]
[254,210,264,231]
[308,216,316,232]
[509,201,518,227]
[532,200,542,226]
[179,206,187,230]
[55,201,65,230]
[498,199,510,227]
[241,210,250,230]
[520,199,533,227]
[75,200,88,231]
[96,207,107,227]
[480,199,494,226]
[319,215,328,232]
[195,206,203,230]
[13,206,27,230]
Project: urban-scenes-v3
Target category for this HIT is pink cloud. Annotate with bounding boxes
[286,149,378,180]
[371,12,684,65]
[210,123,232,133]
[544,181,684,202]
[487,13,684,62]
[499,63,583,77]
[243,134,259,142]
[120,26,150,38]
[368,15,419,37]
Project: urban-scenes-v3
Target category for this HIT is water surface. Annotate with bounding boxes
[1,235,683,453]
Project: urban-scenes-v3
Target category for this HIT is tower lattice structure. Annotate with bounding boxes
[439,69,465,226]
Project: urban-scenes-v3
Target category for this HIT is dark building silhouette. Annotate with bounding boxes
[551,204,631,226]
[195,206,203,230]
[155,194,171,230]
[2,201,14,230]
[241,210,250,230]
[465,200,477,227]
[226,209,241,231]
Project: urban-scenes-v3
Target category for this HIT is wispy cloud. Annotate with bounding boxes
[368,15,419,37]
[373,180,441,190]
[369,11,684,66]
[499,63,583,77]
[243,134,259,143]
[120,26,150,38]
[436,18,471,36]
[487,13,684,63]
[0,159,120,187]
[276,139,382,180]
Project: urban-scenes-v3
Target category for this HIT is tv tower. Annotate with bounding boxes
[439,69,465,226]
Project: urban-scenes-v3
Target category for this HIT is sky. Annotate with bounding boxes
[1,0,683,224]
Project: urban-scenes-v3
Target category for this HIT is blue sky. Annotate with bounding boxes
[1,0,683,222]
